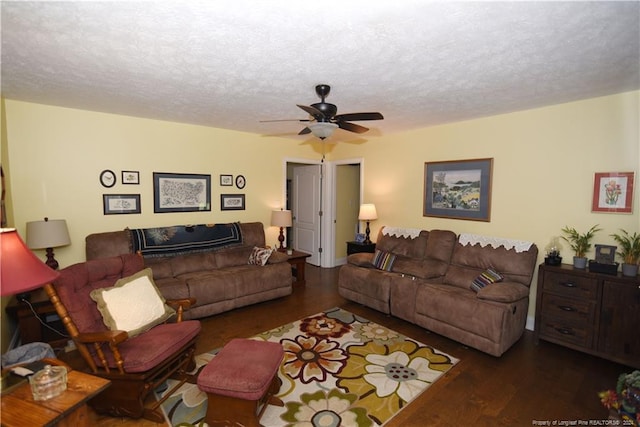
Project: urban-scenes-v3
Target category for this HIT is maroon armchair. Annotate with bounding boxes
[45,253,201,422]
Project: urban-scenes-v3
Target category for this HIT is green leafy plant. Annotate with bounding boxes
[610,229,640,265]
[561,225,601,258]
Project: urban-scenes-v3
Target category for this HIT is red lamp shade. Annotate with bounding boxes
[0,228,60,296]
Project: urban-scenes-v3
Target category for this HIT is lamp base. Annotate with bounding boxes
[364,221,372,245]
[45,247,59,270]
[277,227,286,252]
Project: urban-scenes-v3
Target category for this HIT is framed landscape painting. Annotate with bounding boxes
[153,172,211,213]
[592,171,634,213]
[423,158,493,221]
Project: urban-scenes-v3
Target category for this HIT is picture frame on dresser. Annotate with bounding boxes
[153,172,211,213]
[591,171,634,213]
[423,158,493,221]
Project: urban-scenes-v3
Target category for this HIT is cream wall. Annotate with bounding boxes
[335,164,360,259]
[3,100,318,268]
[331,90,640,325]
[2,91,638,351]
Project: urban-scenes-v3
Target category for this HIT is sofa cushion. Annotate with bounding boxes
[144,257,175,279]
[470,268,504,292]
[424,230,457,262]
[90,268,176,337]
[476,282,529,303]
[216,246,254,268]
[248,246,273,266]
[372,249,396,271]
[267,250,289,264]
[376,229,428,258]
[170,252,217,276]
[347,253,374,267]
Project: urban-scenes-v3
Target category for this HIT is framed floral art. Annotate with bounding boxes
[592,172,635,213]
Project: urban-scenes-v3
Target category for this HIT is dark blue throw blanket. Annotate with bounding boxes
[130,223,243,257]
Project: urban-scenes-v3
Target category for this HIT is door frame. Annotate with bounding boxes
[282,156,364,268]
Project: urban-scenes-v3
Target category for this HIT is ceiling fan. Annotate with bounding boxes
[262,84,384,139]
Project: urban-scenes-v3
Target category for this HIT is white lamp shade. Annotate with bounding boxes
[358,204,378,221]
[271,210,293,227]
[308,122,338,139]
[26,219,71,249]
[0,228,60,296]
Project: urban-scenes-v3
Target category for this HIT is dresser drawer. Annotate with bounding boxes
[540,293,596,325]
[538,318,593,348]
[542,271,598,300]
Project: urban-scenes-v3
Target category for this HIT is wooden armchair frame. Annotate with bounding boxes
[44,256,201,423]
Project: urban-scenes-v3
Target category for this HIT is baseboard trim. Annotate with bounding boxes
[525,315,535,331]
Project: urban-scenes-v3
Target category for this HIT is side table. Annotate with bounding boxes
[347,241,376,255]
[5,288,68,349]
[1,369,110,427]
[285,250,311,285]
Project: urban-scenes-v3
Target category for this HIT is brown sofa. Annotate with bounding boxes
[85,222,292,319]
[339,227,538,356]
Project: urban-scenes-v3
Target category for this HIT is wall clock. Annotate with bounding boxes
[235,175,246,189]
[100,169,116,188]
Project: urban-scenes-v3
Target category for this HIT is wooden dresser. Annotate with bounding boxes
[534,263,639,368]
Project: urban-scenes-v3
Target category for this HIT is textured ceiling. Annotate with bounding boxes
[2,1,639,141]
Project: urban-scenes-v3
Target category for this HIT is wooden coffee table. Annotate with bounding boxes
[286,250,311,285]
[1,369,110,427]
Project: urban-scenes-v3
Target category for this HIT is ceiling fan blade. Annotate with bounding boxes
[297,104,325,118]
[337,121,369,134]
[259,119,311,122]
[298,127,312,135]
[334,112,384,121]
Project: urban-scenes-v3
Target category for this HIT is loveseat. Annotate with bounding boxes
[85,222,292,319]
[339,226,538,356]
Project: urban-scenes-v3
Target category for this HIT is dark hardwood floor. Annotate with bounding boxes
[88,264,630,426]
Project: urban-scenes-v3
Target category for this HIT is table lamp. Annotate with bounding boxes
[271,210,292,252]
[0,228,60,301]
[358,203,378,245]
[26,218,71,270]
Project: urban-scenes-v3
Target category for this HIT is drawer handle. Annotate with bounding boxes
[555,327,575,336]
[558,305,576,312]
[560,281,577,288]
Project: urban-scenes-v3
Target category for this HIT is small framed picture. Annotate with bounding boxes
[103,194,141,215]
[122,170,140,185]
[355,233,365,243]
[592,172,635,213]
[220,174,233,186]
[220,194,245,211]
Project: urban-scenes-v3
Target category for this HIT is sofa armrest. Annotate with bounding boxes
[267,250,289,264]
[347,252,374,267]
[476,282,529,303]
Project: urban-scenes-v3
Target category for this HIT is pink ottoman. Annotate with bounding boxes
[197,338,284,427]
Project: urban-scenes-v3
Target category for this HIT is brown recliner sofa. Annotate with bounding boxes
[339,227,538,356]
[85,222,292,319]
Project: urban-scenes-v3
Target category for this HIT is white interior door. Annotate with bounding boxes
[293,164,322,266]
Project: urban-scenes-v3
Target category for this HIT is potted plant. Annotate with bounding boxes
[610,229,640,277]
[561,225,601,269]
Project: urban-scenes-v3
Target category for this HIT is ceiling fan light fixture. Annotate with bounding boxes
[308,122,338,140]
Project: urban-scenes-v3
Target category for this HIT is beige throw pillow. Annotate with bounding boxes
[90,268,175,337]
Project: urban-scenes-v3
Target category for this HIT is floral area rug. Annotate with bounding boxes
[155,307,458,426]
